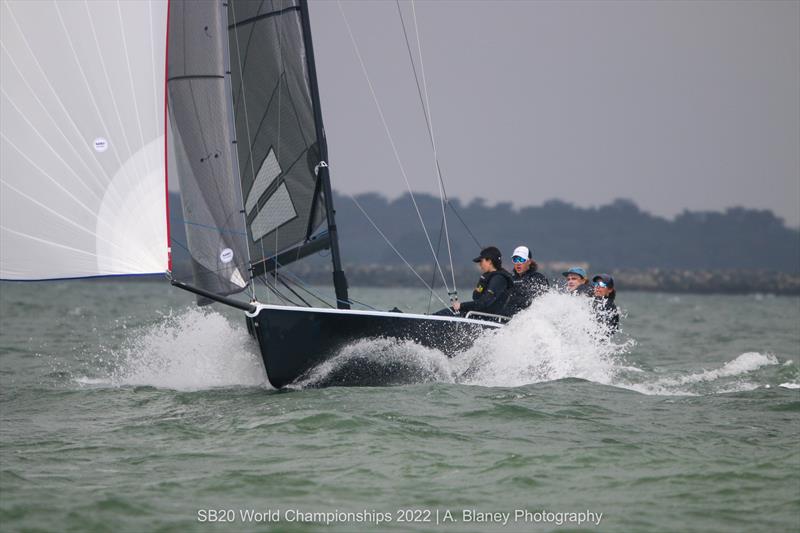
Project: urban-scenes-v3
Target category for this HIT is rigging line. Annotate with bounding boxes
[273,261,377,311]
[269,273,311,307]
[277,276,330,307]
[263,276,305,308]
[270,269,335,309]
[445,193,482,248]
[270,6,287,296]
[344,297,380,312]
[427,217,445,315]
[229,0,261,298]
[396,0,458,298]
[392,1,482,251]
[260,275,300,307]
[395,0,458,296]
[410,0,458,299]
[336,0,451,296]
[219,4,257,302]
[348,194,451,311]
[334,297,378,311]
[0,41,125,213]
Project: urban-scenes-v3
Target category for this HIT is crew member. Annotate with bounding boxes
[562,267,592,296]
[592,273,620,333]
[437,246,513,318]
[505,245,549,316]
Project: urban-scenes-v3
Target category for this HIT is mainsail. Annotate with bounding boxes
[227,0,328,273]
[0,1,169,280]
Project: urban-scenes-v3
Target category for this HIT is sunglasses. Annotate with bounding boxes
[593,281,608,288]
[512,256,527,263]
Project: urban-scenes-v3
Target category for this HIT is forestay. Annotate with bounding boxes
[0,0,169,280]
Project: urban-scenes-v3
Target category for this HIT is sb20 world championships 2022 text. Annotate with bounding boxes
[197,508,604,527]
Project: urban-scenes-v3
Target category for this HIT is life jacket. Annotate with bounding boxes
[472,269,514,314]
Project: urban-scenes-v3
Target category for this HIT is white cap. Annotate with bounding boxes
[512,245,531,259]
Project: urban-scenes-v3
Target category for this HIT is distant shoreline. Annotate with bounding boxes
[17,265,798,296]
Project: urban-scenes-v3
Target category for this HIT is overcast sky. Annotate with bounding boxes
[308,0,799,227]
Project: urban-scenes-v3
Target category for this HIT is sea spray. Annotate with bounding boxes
[294,337,454,388]
[293,291,784,395]
[296,292,634,389]
[102,307,267,390]
[453,291,631,387]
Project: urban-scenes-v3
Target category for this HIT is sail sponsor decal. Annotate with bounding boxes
[219,248,234,263]
[93,138,109,152]
[245,148,282,214]
[249,183,297,242]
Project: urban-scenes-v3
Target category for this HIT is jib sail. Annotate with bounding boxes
[166,0,250,297]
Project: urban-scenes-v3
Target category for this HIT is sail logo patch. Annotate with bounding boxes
[93,138,108,152]
[219,248,234,263]
[245,148,282,214]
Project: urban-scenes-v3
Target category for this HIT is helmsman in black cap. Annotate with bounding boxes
[436,246,513,318]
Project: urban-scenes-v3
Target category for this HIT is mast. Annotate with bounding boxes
[298,0,350,309]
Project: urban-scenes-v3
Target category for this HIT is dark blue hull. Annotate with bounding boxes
[246,305,501,388]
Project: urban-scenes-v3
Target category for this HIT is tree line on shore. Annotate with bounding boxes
[333,192,798,273]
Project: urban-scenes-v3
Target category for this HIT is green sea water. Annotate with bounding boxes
[1,281,798,532]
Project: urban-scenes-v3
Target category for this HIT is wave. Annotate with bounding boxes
[620,352,781,396]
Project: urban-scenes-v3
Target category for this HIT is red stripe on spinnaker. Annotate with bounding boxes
[163,0,172,272]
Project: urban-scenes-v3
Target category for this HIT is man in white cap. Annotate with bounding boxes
[505,245,549,316]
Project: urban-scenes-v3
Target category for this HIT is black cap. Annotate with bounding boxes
[592,273,614,288]
[473,246,502,263]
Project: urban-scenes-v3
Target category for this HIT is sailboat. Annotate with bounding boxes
[1,0,504,388]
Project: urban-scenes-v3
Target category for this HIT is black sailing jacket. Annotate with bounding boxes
[506,269,549,316]
[593,296,620,333]
[459,269,514,316]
